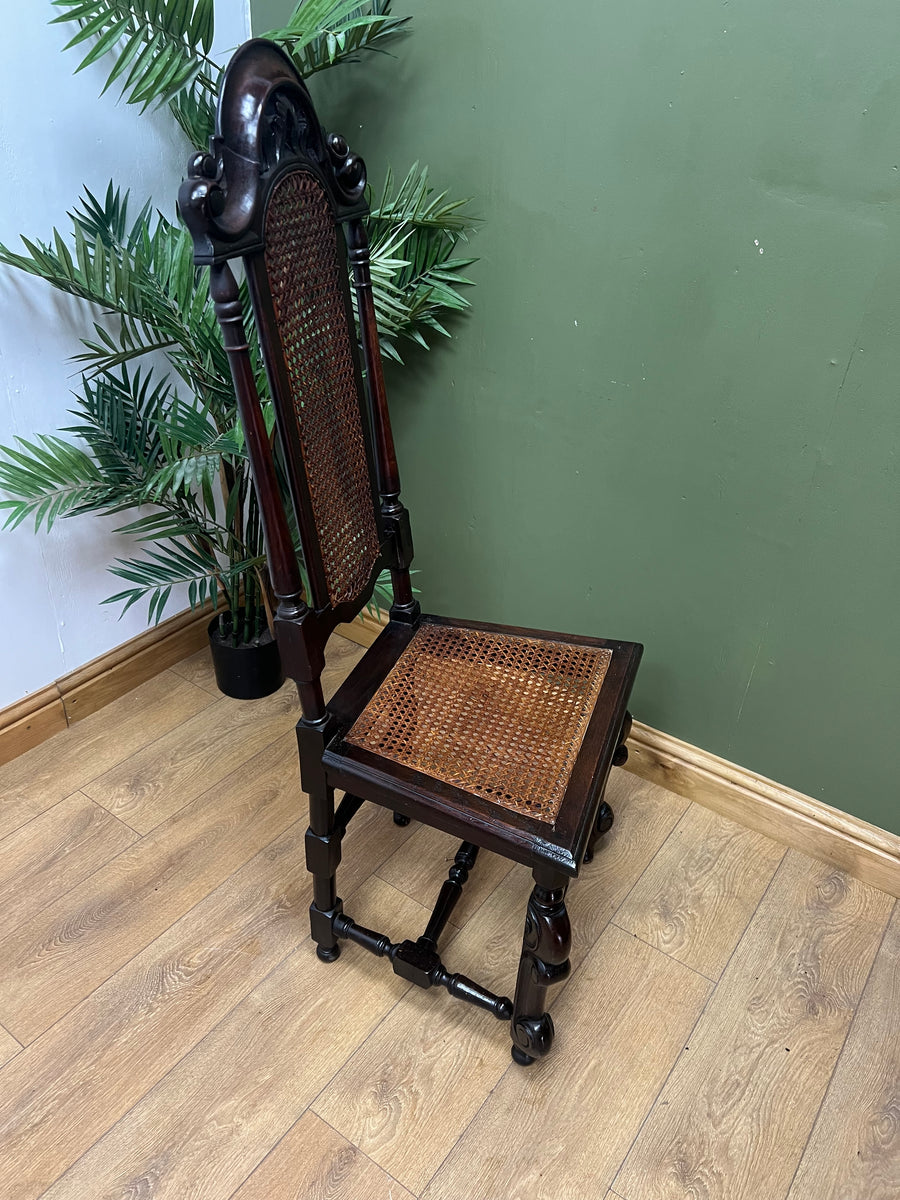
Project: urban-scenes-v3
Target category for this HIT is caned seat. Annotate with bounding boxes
[180,38,642,1065]
[347,623,610,821]
[325,617,639,874]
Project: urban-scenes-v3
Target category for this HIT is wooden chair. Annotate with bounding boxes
[179,39,642,1065]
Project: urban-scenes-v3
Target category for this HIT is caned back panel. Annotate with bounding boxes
[262,168,381,609]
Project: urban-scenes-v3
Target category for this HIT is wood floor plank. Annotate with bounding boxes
[0,821,314,1200]
[614,850,894,1200]
[567,770,691,952]
[4,631,893,1200]
[83,640,365,835]
[313,867,533,1194]
[0,798,413,1199]
[0,1023,20,1067]
[0,793,137,930]
[0,671,214,842]
[39,878,428,1200]
[0,732,301,1044]
[321,634,367,691]
[312,773,687,1194]
[787,900,900,1200]
[230,1105,415,1200]
[83,684,301,833]
[377,822,514,928]
[422,926,711,1200]
[167,647,221,693]
[614,804,785,979]
[340,798,417,888]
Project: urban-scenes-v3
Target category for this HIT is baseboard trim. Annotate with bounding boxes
[0,685,69,767]
[4,604,897,896]
[625,721,900,898]
[57,602,219,724]
[0,602,217,767]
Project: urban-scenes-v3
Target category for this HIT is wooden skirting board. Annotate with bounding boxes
[3,605,898,897]
[0,603,218,767]
[625,723,900,899]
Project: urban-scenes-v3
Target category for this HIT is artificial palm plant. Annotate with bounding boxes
[0,1,475,646]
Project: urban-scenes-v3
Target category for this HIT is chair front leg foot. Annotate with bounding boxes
[511,1014,555,1065]
[309,897,343,962]
[510,874,571,1065]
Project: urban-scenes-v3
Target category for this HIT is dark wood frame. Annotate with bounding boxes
[179,39,642,1065]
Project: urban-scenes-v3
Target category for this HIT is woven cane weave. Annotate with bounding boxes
[264,170,381,607]
[346,623,613,823]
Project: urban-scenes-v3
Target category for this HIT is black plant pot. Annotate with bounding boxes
[207,611,284,700]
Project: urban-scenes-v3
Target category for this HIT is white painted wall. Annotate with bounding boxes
[0,4,250,707]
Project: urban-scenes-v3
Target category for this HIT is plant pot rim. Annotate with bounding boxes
[208,611,276,651]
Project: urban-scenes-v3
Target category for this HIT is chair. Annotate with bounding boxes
[179,39,642,1065]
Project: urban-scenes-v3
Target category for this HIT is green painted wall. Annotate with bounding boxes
[253,1,900,834]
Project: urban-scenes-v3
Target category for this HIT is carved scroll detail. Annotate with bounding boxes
[177,39,368,264]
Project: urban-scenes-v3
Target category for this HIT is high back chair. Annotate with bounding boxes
[179,39,642,1065]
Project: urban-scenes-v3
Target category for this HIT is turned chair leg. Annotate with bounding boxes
[510,870,571,1065]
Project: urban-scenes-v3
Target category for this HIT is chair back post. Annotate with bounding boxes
[346,218,418,621]
[208,260,303,608]
[207,259,327,721]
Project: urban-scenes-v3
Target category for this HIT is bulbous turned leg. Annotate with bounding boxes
[510,872,571,1065]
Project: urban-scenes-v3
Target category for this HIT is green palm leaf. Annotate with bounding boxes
[103,539,263,623]
[265,0,410,77]
[51,0,216,109]
[0,434,115,531]
[0,4,478,640]
[365,165,477,359]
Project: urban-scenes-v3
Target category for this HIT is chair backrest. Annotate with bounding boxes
[256,163,382,613]
[179,39,413,656]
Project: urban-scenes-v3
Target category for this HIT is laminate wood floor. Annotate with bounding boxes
[0,636,895,1199]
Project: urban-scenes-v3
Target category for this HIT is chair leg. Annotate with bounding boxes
[584,710,631,865]
[583,800,615,865]
[510,870,571,1065]
[306,781,343,963]
[613,710,633,767]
